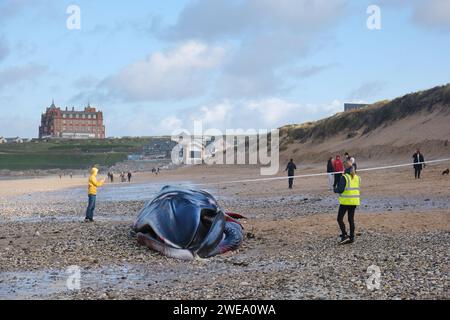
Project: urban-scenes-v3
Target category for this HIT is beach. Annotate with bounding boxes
[0,164,449,300]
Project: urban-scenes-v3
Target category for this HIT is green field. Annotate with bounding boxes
[0,138,162,170]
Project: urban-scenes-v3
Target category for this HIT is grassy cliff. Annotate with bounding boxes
[0,137,166,170]
[280,84,450,148]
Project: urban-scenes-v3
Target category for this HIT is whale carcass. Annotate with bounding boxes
[133,186,245,260]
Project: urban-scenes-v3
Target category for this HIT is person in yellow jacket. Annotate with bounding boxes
[85,167,105,222]
[334,160,361,244]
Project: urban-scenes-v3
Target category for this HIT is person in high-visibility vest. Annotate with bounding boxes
[334,160,361,244]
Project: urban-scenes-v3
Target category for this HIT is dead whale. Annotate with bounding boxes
[133,186,245,260]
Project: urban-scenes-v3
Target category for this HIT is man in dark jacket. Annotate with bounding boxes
[285,159,297,189]
[413,149,425,179]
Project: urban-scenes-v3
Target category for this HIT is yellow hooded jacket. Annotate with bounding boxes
[88,167,104,195]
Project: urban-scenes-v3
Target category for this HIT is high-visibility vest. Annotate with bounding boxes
[339,173,361,206]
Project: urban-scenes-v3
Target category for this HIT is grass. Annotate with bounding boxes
[0,153,127,170]
[0,137,168,170]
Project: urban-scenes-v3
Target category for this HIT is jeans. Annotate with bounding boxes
[337,205,356,238]
[85,195,96,220]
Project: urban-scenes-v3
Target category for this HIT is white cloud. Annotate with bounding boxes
[164,0,348,99]
[166,0,347,40]
[157,116,184,133]
[145,98,345,135]
[246,98,298,126]
[190,101,233,127]
[103,41,226,102]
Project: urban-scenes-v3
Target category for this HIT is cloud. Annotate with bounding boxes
[347,81,386,101]
[412,0,450,30]
[0,63,48,90]
[381,0,450,30]
[163,0,347,99]
[149,98,344,135]
[165,0,347,40]
[216,32,311,98]
[89,41,226,102]
[72,1,349,104]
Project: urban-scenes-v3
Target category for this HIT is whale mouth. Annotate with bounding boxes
[132,186,244,260]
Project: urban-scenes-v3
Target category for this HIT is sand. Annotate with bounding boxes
[0,162,449,300]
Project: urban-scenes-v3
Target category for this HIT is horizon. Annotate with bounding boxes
[1,0,449,138]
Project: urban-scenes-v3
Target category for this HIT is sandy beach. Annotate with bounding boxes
[0,163,449,300]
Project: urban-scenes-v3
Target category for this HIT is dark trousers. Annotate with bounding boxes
[333,173,342,188]
[85,195,96,220]
[288,177,294,189]
[337,205,356,238]
[414,167,422,179]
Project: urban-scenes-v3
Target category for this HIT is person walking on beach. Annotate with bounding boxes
[85,167,105,223]
[334,160,361,244]
[333,155,344,189]
[327,157,334,191]
[127,171,132,182]
[413,149,425,179]
[285,159,297,189]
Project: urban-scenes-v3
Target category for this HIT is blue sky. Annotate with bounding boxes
[0,0,449,138]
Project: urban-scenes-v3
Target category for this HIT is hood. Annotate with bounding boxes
[90,167,98,176]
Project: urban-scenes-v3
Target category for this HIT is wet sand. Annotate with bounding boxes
[0,163,449,300]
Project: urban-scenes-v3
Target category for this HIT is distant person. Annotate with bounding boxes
[334,160,361,245]
[413,149,425,179]
[127,171,132,182]
[285,159,297,189]
[152,168,156,174]
[327,157,334,191]
[157,168,160,174]
[333,155,344,189]
[85,167,105,223]
[345,152,357,171]
[70,172,73,179]
[110,172,114,183]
